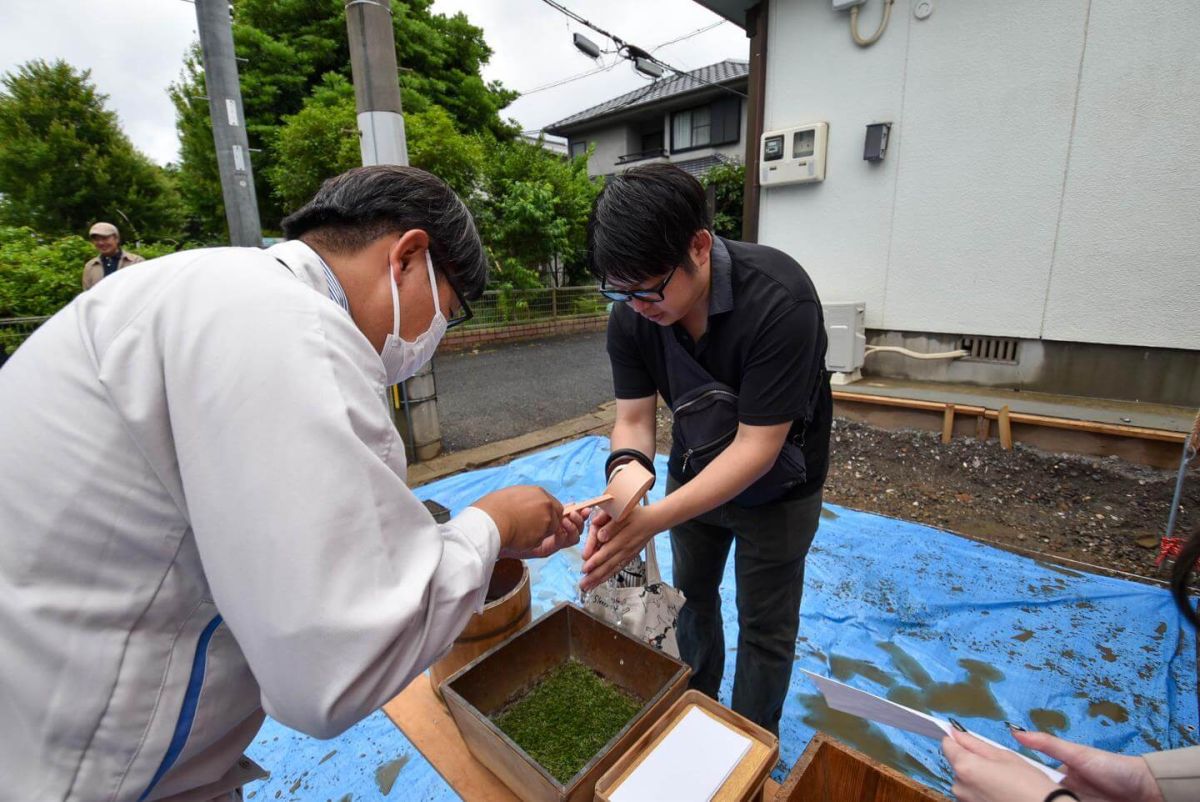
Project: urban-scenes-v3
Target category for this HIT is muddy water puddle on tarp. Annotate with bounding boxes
[796,690,951,788]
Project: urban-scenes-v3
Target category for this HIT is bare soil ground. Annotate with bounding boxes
[651,408,1198,584]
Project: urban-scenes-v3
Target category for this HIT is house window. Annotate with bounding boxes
[670,97,740,153]
[641,130,663,152]
[569,140,588,159]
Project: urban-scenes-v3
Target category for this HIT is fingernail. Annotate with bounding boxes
[949,718,967,733]
[1005,721,1027,732]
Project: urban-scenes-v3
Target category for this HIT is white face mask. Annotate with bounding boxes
[380,250,448,385]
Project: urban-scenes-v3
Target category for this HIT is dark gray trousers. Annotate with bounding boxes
[667,476,823,735]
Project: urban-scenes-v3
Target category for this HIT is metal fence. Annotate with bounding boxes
[458,285,608,330]
[0,316,49,356]
[0,286,610,354]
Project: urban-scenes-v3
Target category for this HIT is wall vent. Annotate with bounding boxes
[960,336,1020,364]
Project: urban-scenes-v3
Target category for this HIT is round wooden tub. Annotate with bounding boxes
[430,557,531,698]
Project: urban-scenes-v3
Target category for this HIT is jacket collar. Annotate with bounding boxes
[267,239,350,314]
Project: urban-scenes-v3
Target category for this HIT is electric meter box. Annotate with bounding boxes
[760,122,828,186]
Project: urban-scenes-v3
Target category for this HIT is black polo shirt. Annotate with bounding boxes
[607,236,832,498]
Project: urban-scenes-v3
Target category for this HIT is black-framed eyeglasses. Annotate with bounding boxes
[444,275,474,329]
[599,265,680,303]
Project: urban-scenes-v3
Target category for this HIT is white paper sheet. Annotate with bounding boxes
[802,670,1066,784]
[609,705,753,802]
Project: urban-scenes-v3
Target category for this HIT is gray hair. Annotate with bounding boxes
[281,165,488,299]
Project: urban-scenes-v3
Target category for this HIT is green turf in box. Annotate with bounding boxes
[492,659,642,784]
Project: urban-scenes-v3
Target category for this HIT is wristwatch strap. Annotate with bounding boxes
[605,448,656,482]
[1044,790,1080,802]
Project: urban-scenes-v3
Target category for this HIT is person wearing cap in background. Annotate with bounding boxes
[82,221,144,290]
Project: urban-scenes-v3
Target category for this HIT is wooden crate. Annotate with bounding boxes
[775,734,949,802]
[442,602,691,802]
[595,690,778,802]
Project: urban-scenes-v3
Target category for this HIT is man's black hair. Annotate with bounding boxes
[587,163,712,287]
[281,165,488,299]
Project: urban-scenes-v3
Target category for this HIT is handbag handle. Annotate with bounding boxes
[640,496,665,586]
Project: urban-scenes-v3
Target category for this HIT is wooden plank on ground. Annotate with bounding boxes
[834,391,986,416]
[985,409,1187,443]
[384,673,521,802]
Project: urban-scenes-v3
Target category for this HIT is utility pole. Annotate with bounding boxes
[345,0,409,166]
[345,0,444,462]
[194,0,262,247]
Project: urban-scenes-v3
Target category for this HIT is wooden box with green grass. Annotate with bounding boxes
[441,602,690,802]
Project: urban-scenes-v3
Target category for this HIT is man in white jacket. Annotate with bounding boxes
[0,166,585,801]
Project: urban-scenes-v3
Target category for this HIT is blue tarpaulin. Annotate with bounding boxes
[245,436,1197,800]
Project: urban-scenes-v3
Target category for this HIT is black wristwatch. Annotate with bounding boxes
[605,448,656,482]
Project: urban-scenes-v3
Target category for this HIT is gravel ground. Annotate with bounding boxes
[651,411,1197,584]
[823,419,1198,583]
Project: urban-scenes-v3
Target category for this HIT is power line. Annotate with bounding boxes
[518,21,724,97]
[650,19,725,52]
[538,0,629,49]
[517,56,622,97]
[536,0,746,99]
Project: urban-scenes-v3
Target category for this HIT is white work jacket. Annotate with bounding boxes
[0,241,499,801]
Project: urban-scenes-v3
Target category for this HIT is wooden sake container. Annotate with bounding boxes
[594,690,779,802]
[429,557,531,697]
[774,734,949,802]
[441,602,691,802]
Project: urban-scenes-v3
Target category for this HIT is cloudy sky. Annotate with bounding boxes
[0,0,746,166]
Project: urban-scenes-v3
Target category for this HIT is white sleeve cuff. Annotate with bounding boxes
[450,506,501,611]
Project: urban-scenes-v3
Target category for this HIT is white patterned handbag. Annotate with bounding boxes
[583,532,685,659]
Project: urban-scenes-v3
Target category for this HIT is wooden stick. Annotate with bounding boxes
[941,404,955,445]
[834,390,1187,445]
[562,494,612,516]
[835,391,986,416]
[998,405,1013,450]
[975,414,990,442]
[981,409,1186,443]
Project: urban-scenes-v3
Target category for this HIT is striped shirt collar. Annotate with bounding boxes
[316,255,351,315]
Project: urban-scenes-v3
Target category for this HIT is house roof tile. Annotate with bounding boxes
[544,59,748,134]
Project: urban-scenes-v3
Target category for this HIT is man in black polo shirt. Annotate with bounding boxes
[581,164,831,735]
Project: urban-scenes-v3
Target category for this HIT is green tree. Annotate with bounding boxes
[702,160,745,241]
[266,73,361,212]
[475,138,600,287]
[171,0,517,237]
[0,227,91,320]
[269,76,484,212]
[0,60,183,239]
[405,105,485,202]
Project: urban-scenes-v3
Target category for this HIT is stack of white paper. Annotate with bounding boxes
[610,706,753,802]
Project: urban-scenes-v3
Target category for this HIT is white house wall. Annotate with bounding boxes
[760,0,1199,350]
[1040,0,1200,348]
[581,127,631,177]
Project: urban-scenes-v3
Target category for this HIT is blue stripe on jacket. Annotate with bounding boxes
[138,615,224,801]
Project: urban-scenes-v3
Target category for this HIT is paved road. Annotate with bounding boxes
[432,331,613,452]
